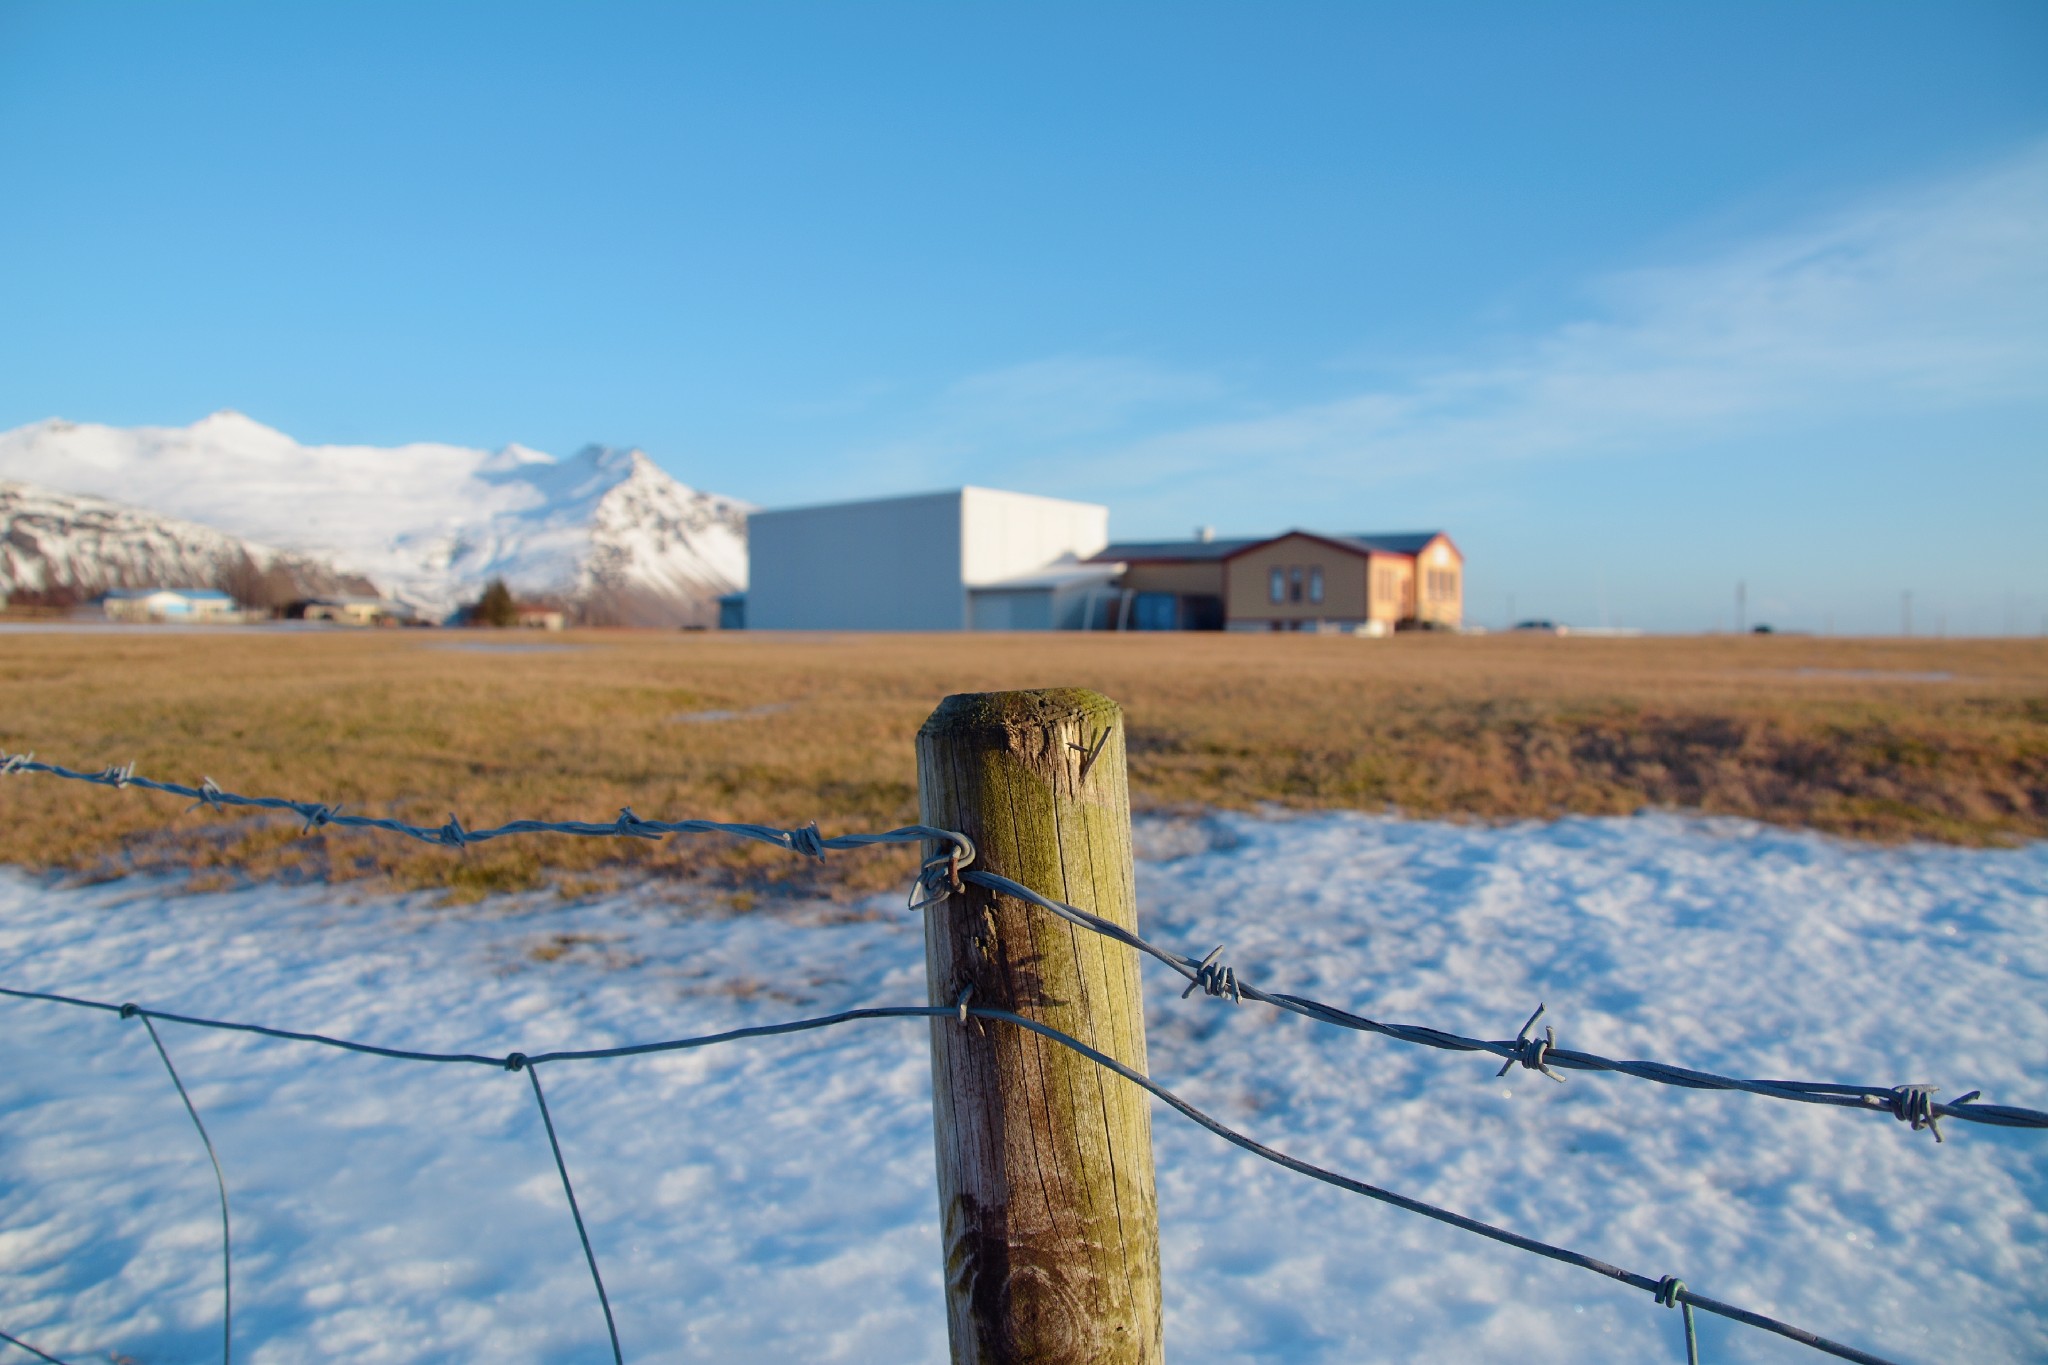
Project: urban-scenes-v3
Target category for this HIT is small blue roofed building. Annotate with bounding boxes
[100,588,241,624]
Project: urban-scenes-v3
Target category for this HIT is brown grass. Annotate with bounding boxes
[0,629,2042,897]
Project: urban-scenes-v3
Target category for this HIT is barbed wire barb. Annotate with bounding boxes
[1497,1003,1565,1083]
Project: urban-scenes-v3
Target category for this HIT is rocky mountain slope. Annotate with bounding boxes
[0,413,749,623]
[0,480,372,607]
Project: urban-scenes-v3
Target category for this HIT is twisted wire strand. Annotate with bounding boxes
[0,987,1905,1365]
[953,867,2048,1137]
[0,753,972,865]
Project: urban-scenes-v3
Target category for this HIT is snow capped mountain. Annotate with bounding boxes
[0,413,749,623]
[0,480,371,604]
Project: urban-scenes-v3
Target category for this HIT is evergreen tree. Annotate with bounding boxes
[476,578,519,628]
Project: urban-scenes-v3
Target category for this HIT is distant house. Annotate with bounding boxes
[1088,529,1463,632]
[293,595,414,627]
[516,604,566,631]
[100,588,240,624]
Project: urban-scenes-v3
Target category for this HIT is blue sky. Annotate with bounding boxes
[2,2,2044,632]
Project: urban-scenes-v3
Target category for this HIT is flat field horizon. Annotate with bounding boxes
[0,627,2041,897]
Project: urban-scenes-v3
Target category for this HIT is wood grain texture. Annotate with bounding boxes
[917,689,1162,1365]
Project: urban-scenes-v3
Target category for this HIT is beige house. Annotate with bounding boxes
[516,604,566,631]
[299,595,412,627]
[1090,529,1462,632]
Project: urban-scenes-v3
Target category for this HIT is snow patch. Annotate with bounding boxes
[0,812,2041,1362]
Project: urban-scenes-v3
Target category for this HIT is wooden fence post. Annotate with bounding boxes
[917,688,1162,1364]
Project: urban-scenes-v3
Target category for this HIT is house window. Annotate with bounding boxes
[1288,567,1304,603]
[1309,567,1324,604]
[1269,567,1285,604]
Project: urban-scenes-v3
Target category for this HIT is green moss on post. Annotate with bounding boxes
[917,689,1163,1364]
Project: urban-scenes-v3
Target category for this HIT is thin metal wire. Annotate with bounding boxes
[949,866,2046,1137]
[0,1328,74,1364]
[510,1060,623,1365]
[128,1009,231,1365]
[0,987,1908,1365]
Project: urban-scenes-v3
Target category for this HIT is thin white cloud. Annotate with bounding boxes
[871,141,2048,507]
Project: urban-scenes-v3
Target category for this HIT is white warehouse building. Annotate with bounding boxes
[745,487,1119,631]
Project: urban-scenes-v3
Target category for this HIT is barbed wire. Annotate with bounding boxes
[0,752,973,865]
[3,752,2040,1137]
[945,866,2048,1140]
[0,986,1906,1365]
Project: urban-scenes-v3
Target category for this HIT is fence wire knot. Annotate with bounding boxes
[437,814,469,849]
[0,751,32,775]
[503,1052,529,1072]
[1497,1004,1565,1082]
[787,822,826,859]
[191,777,227,814]
[118,1002,140,1019]
[1655,1275,1686,1308]
[99,761,137,788]
[1181,945,1241,1003]
[955,983,974,1024]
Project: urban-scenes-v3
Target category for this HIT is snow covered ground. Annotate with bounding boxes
[1,811,2043,1364]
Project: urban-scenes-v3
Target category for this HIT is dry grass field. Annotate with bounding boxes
[0,627,2042,899]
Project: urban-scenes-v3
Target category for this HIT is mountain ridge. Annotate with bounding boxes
[0,413,750,623]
